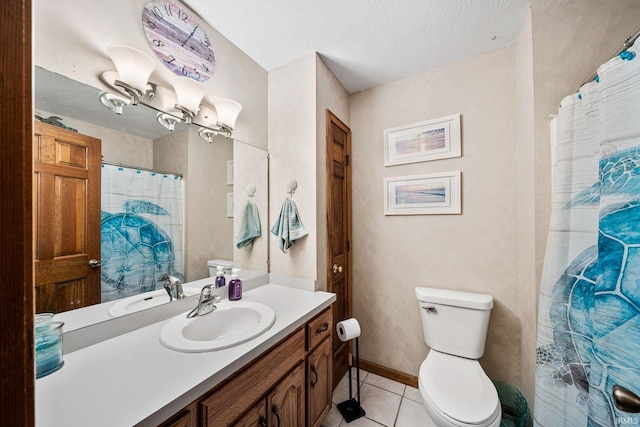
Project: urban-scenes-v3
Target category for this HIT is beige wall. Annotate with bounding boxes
[315,55,350,292]
[267,54,350,290]
[514,9,537,405]
[350,46,521,384]
[268,55,318,280]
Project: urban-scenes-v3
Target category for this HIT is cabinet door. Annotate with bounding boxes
[307,338,332,427]
[233,399,267,427]
[267,363,305,427]
[158,407,194,427]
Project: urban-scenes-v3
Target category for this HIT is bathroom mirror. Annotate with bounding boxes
[34,66,269,327]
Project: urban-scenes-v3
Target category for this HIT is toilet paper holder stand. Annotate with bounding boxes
[336,321,366,423]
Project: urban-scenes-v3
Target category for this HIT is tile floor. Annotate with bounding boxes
[322,369,436,427]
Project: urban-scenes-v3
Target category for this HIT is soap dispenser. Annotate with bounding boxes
[215,265,226,288]
[228,268,242,301]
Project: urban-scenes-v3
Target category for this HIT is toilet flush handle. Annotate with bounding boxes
[423,306,437,314]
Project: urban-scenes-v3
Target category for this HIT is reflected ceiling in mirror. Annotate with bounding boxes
[35,66,184,140]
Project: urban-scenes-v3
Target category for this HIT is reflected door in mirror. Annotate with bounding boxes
[33,122,102,313]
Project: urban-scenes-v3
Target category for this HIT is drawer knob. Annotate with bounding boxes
[316,322,329,334]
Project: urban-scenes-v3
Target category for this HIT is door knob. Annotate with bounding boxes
[89,259,101,268]
[613,385,640,413]
[332,264,343,273]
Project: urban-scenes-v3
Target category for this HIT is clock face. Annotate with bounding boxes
[142,0,215,82]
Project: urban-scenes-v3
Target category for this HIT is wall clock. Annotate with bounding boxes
[142,0,215,82]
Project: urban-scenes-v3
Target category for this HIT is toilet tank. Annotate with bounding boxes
[415,287,494,359]
[207,259,233,277]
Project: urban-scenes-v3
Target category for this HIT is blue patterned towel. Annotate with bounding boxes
[270,197,308,253]
[236,200,261,249]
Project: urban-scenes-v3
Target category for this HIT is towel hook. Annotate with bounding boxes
[246,183,256,199]
[286,179,298,197]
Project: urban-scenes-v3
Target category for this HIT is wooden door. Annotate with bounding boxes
[33,121,101,313]
[307,338,332,427]
[267,363,305,427]
[326,110,352,388]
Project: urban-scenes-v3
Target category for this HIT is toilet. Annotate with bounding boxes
[415,287,501,427]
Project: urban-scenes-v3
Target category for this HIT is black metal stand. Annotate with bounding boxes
[337,337,366,423]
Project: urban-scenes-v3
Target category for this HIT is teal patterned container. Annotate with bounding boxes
[493,381,529,427]
[35,320,64,379]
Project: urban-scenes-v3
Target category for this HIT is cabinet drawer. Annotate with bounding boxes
[306,308,332,351]
[200,328,305,426]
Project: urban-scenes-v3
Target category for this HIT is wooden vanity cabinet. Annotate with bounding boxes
[305,308,333,427]
[172,307,333,427]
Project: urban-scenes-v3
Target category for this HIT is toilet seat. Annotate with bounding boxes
[419,350,501,426]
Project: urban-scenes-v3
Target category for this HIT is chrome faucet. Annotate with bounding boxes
[187,284,222,318]
[163,275,186,302]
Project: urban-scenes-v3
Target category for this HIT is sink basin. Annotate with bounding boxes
[159,301,276,352]
[108,288,201,317]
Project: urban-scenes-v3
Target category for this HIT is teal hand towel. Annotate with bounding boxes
[236,200,261,249]
[270,197,308,253]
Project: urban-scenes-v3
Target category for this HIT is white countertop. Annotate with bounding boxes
[35,284,335,427]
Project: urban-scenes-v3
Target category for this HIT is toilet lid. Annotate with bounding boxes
[420,351,499,425]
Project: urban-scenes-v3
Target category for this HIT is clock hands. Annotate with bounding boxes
[182,25,199,47]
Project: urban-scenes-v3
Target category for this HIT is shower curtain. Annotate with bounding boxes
[100,164,184,302]
[534,42,640,426]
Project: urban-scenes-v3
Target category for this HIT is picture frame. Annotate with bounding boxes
[384,171,461,215]
[384,114,461,166]
[227,192,234,218]
[227,160,234,185]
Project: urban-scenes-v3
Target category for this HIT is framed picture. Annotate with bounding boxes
[227,192,234,218]
[227,160,234,185]
[384,114,461,166]
[384,171,461,215]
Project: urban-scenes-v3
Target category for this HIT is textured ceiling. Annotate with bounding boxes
[185,0,531,93]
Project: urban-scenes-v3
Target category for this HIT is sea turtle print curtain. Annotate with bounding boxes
[100,164,184,302]
[534,42,640,426]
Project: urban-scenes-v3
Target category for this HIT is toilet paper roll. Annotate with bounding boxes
[336,318,361,342]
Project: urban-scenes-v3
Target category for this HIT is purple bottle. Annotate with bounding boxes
[228,268,242,301]
[215,266,226,288]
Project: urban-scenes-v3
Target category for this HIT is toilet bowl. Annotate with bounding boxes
[419,351,501,427]
[415,287,501,427]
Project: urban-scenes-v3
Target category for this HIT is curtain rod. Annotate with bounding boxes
[582,27,640,87]
[101,160,183,177]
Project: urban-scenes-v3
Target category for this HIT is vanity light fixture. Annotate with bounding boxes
[198,127,218,143]
[99,45,242,139]
[106,45,156,105]
[212,98,242,135]
[172,76,206,125]
[157,112,181,131]
[194,100,243,139]
[99,92,130,115]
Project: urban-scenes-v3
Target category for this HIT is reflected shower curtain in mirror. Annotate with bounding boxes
[100,164,184,302]
[535,42,640,426]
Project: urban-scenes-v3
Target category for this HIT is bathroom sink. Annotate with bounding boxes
[108,288,200,317]
[159,301,276,352]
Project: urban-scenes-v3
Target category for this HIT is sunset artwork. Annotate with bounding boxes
[384,114,461,166]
